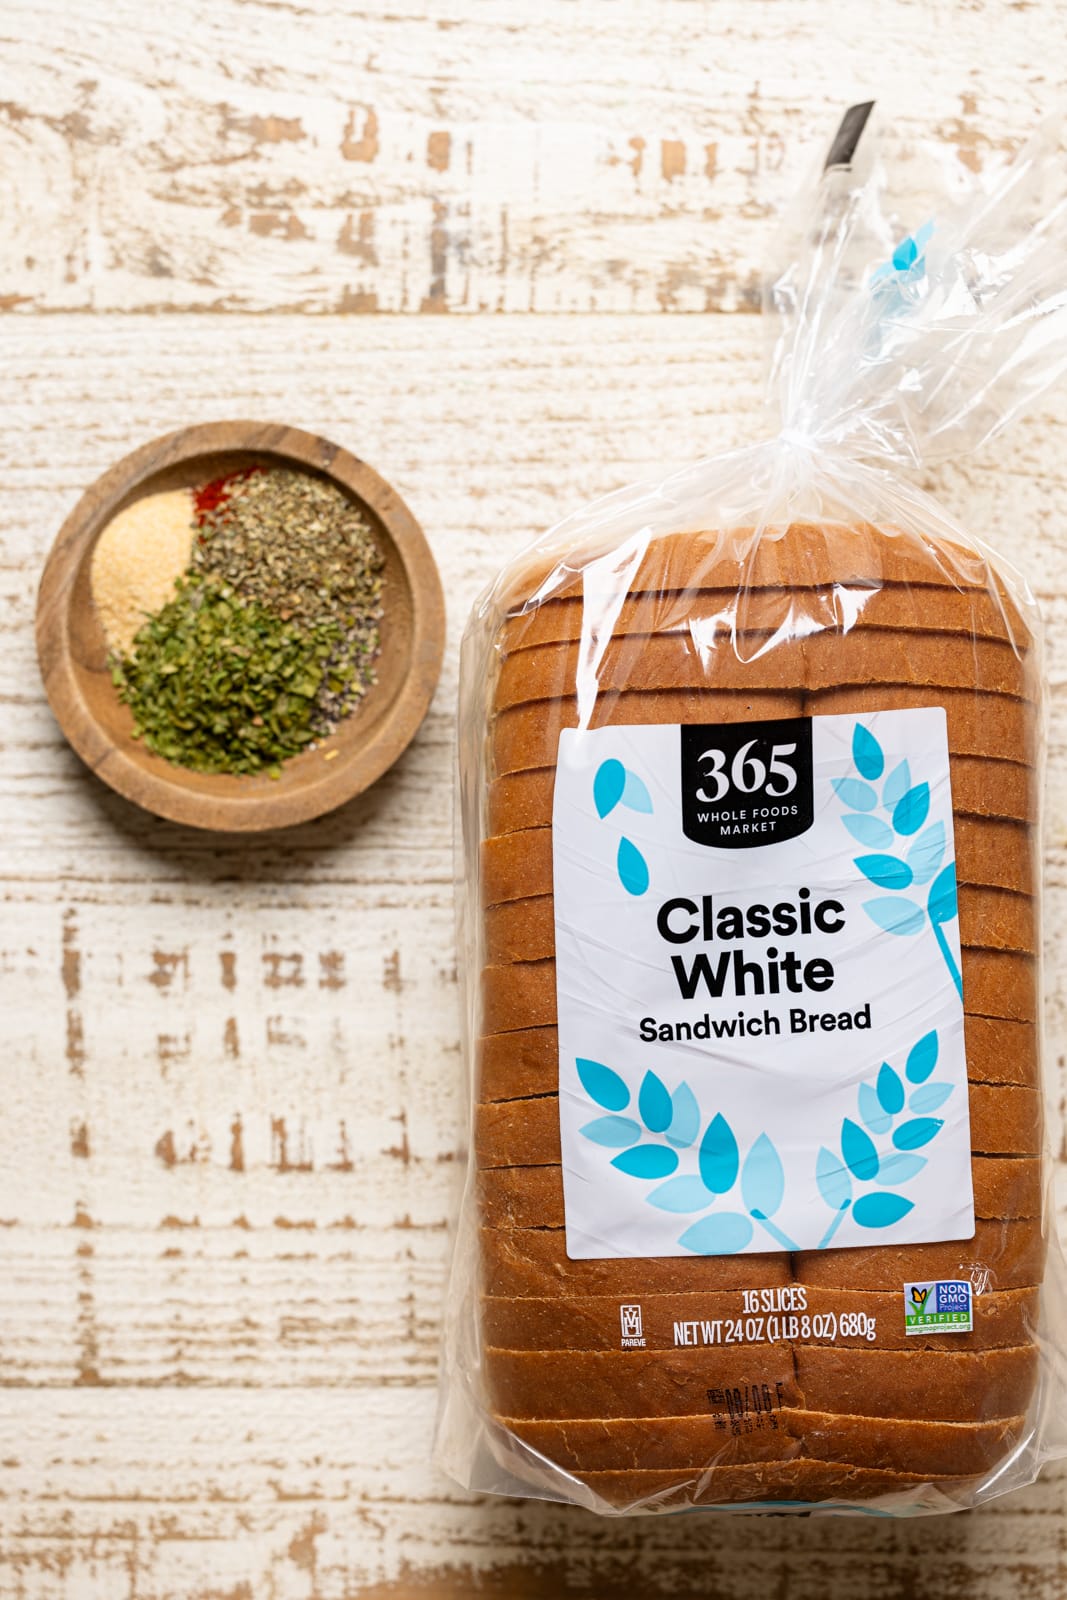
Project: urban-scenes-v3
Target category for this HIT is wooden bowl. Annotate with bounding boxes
[37,422,445,831]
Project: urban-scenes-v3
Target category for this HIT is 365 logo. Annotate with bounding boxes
[680,716,814,849]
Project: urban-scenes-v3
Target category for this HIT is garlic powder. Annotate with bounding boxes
[91,488,197,656]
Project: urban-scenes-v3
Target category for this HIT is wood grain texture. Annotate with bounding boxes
[1,0,1065,314]
[1,311,1067,1594]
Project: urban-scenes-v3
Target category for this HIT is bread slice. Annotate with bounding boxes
[486,753,1037,837]
[477,1158,1042,1230]
[479,1225,791,1297]
[499,1409,1026,1476]
[476,1014,1039,1100]
[499,523,1017,609]
[478,948,1036,1035]
[559,1461,975,1507]
[499,583,1027,654]
[498,1410,793,1470]
[480,815,1033,906]
[807,685,1034,765]
[491,690,806,777]
[963,950,1037,1024]
[793,1341,1038,1422]
[474,1083,1039,1168]
[484,1342,800,1420]
[492,632,1034,712]
[795,1218,1045,1291]
[969,1086,1043,1155]
[480,1284,1039,1352]
[485,884,1036,963]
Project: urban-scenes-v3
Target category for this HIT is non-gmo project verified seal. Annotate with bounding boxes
[903,1280,973,1335]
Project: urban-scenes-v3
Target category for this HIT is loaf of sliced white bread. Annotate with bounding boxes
[473,523,1044,1509]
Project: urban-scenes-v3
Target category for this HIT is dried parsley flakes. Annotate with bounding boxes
[111,579,347,776]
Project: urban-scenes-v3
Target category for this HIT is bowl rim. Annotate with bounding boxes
[36,420,446,832]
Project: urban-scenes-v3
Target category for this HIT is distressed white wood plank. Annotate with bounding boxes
[0,0,1064,313]
[0,1392,1064,1600]
[2,313,1067,1594]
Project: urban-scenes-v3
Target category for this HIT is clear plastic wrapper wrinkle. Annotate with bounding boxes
[436,106,1067,1516]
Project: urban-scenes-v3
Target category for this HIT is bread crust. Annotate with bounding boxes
[478,948,1037,1033]
[793,1342,1038,1423]
[485,884,1037,963]
[499,583,1027,653]
[498,523,1022,610]
[484,1342,800,1420]
[795,1218,1046,1291]
[479,1225,791,1297]
[474,1083,1041,1167]
[492,632,1035,712]
[486,755,1038,836]
[477,1158,1043,1231]
[499,1409,1026,1475]
[480,815,1035,907]
[476,1015,1040,1099]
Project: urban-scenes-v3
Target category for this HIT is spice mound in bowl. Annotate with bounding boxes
[92,466,385,779]
[36,422,445,831]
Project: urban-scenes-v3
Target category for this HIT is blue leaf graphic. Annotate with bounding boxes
[907,822,945,886]
[679,1211,754,1256]
[699,1113,739,1195]
[647,1175,712,1213]
[876,1062,905,1115]
[927,863,958,926]
[842,813,895,850]
[883,759,911,809]
[863,897,924,936]
[893,234,919,270]
[576,1058,630,1112]
[580,1115,642,1148]
[853,1192,914,1229]
[612,1144,679,1179]
[816,1146,852,1211]
[875,1151,928,1186]
[855,853,913,890]
[617,836,649,896]
[593,759,626,819]
[893,782,930,837]
[853,723,885,781]
[893,1117,943,1151]
[832,777,877,811]
[905,1030,939,1084]
[741,1134,785,1220]
[858,1082,892,1135]
[638,1070,673,1134]
[909,1082,954,1114]
[665,1082,700,1148]
[621,769,653,813]
[841,1117,880,1181]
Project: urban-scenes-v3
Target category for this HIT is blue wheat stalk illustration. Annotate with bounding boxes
[834,721,962,999]
[815,1028,951,1248]
[577,1059,798,1254]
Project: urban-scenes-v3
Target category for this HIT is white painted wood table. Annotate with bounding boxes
[3,3,1067,1595]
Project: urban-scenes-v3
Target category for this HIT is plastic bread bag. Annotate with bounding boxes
[436,104,1067,1516]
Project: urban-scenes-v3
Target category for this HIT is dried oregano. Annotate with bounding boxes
[193,467,384,732]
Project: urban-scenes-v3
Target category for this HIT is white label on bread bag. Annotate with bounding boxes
[552,709,974,1259]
